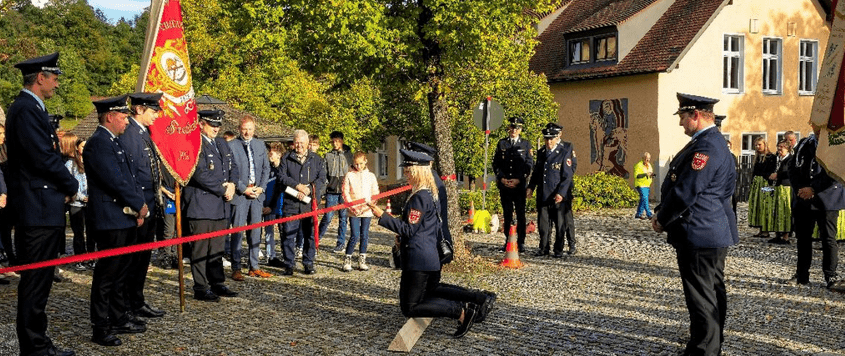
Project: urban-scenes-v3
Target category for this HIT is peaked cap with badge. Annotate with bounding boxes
[93,95,131,115]
[198,109,224,127]
[129,92,163,111]
[674,93,719,115]
[14,52,63,76]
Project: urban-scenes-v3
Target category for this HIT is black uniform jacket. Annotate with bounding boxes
[527,141,575,206]
[5,91,78,227]
[788,135,845,211]
[184,136,238,220]
[656,127,739,249]
[493,137,533,181]
[121,117,158,208]
[83,126,145,231]
[378,189,441,272]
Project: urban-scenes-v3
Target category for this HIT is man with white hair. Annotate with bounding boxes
[278,130,326,275]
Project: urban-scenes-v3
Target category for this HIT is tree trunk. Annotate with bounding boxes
[418,0,463,257]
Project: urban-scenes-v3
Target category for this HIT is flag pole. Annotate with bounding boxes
[175,183,186,312]
[136,0,165,92]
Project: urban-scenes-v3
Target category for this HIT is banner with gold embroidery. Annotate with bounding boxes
[136,0,200,185]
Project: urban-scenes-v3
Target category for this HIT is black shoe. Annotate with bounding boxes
[211,285,238,297]
[91,330,122,346]
[268,257,285,268]
[767,237,790,245]
[552,252,564,258]
[125,312,147,326]
[786,275,809,286]
[194,290,220,302]
[454,303,478,338]
[567,247,577,255]
[49,348,76,356]
[110,321,146,334]
[827,278,845,292]
[474,291,497,323]
[534,250,549,257]
[518,244,525,253]
[134,303,165,318]
[282,267,294,276]
[303,265,316,275]
[52,270,66,283]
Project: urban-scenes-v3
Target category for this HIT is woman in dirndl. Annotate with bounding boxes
[768,140,793,244]
[748,137,776,238]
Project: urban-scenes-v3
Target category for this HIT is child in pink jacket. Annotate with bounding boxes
[341,152,380,271]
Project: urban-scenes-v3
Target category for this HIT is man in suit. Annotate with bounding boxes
[527,123,577,258]
[653,93,738,356]
[84,95,149,347]
[227,117,271,280]
[788,126,845,290]
[5,52,79,356]
[184,109,239,301]
[492,117,534,252]
[278,129,326,275]
[121,92,166,319]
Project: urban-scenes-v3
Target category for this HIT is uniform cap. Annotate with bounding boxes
[129,92,163,111]
[406,141,436,156]
[542,122,562,138]
[399,149,434,167]
[507,117,525,128]
[714,115,726,127]
[198,109,225,127]
[14,52,62,76]
[93,95,131,115]
[674,93,719,115]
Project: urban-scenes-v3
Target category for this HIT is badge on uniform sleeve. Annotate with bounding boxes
[566,158,572,167]
[691,152,709,171]
[408,209,422,224]
[671,173,677,182]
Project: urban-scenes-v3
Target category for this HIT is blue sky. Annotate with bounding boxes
[33,0,148,24]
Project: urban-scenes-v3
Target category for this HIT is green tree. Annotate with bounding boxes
[280,0,558,237]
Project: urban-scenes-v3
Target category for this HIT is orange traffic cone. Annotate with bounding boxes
[500,225,524,269]
[386,199,392,216]
[467,200,476,224]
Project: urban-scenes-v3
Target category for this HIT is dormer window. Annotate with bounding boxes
[566,29,618,67]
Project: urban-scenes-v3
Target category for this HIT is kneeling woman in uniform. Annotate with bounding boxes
[368,149,494,339]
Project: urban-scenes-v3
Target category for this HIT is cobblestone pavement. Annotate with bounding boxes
[2,203,845,355]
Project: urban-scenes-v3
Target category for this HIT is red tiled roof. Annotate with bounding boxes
[530,0,727,82]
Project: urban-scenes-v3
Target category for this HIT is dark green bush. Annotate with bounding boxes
[571,171,638,211]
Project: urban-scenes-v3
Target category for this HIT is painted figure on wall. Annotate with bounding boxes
[589,99,629,178]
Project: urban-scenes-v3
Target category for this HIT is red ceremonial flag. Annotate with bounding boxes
[136,0,200,185]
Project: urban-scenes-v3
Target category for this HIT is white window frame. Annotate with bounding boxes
[762,37,783,95]
[740,132,767,161]
[798,39,818,95]
[723,34,745,94]
[722,133,731,145]
[377,140,388,179]
[395,139,406,180]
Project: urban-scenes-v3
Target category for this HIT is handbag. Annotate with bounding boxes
[435,204,453,264]
[390,235,402,270]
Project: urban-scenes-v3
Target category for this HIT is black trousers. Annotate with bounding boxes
[188,219,227,292]
[90,227,135,329]
[537,201,575,253]
[498,181,527,246]
[69,206,95,255]
[126,216,157,310]
[794,206,839,282]
[16,226,63,356]
[676,247,728,356]
[399,270,483,319]
[0,208,15,264]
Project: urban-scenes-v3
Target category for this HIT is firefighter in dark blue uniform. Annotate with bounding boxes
[526,123,576,257]
[278,129,326,275]
[492,117,534,251]
[184,110,239,302]
[788,127,845,290]
[121,92,166,318]
[406,142,453,259]
[653,93,738,356]
[368,149,494,339]
[6,53,78,356]
[84,95,149,346]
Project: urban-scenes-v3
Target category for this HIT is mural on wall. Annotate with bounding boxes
[589,98,629,178]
